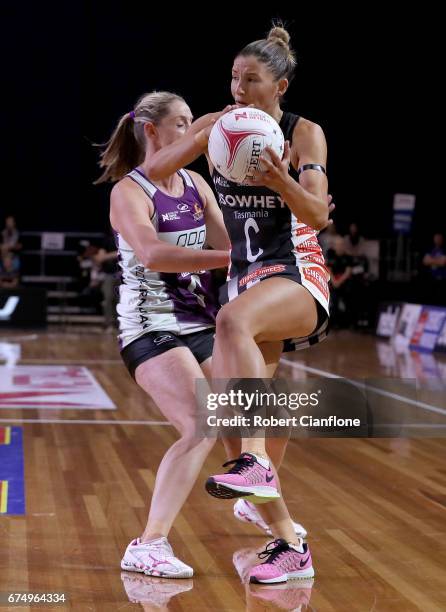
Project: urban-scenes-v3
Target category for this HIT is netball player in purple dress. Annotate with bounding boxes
[96,91,233,578]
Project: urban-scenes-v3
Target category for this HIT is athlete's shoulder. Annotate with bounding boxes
[287,116,327,170]
[184,169,207,186]
[112,174,140,198]
[293,116,325,140]
[184,169,213,199]
[111,174,154,211]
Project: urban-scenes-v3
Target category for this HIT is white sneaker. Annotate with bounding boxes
[234,499,308,538]
[121,537,193,578]
[120,572,193,604]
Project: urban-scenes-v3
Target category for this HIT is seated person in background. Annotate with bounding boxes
[344,221,370,282]
[0,252,20,288]
[422,233,446,281]
[318,222,341,257]
[1,216,21,259]
[77,241,99,289]
[93,232,119,332]
[327,236,354,289]
[326,237,353,327]
[344,222,366,257]
[76,241,103,309]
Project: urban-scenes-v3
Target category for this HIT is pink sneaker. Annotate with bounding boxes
[249,578,314,610]
[205,453,280,503]
[249,539,314,584]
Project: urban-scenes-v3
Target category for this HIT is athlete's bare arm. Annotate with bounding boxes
[291,118,329,219]
[110,178,229,273]
[187,170,231,251]
[248,118,329,230]
[146,106,237,181]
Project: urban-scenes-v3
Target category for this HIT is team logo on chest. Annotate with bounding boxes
[192,202,204,221]
[176,201,204,222]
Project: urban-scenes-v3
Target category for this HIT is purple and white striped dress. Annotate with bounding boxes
[116,168,218,349]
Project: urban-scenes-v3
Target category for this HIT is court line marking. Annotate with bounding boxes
[0,418,171,425]
[0,359,444,422]
[4,359,123,364]
[280,358,446,417]
[0,335,38,342]
[0,481,8,513]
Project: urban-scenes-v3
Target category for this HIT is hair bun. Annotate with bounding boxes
[268,26,291,47]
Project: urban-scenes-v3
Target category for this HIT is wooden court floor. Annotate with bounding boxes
[0,328,446,611]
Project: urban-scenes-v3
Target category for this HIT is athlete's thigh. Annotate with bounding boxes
[220,277,318,343]
[135,347,205,434]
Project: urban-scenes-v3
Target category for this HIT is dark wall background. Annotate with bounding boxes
[2,3,439,248]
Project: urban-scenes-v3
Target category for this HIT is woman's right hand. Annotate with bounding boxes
[192,105,239,148]
[190,105,236,133]
[193,104,254,148]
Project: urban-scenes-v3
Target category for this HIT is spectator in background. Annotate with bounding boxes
[0,252,20,288]
[76,241,103,312]
[1,216,20,253]
[326,236,353,327]
[343,222,366,257]
[344,221,371,285]
[317,222,341,257]
[77,241,98,286]
[93,232,119,332]
[1,216,21,272]
[76,237,119,329]
[423,233,446,281]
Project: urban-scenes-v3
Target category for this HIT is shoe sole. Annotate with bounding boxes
[121,561,193,578]
[206,478,253,500]
[250,567,315,584]
[206,478,280,502]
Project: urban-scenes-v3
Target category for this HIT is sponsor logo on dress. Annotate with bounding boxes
[296,225,316,237]
[234,210,269,219]
[153,335,174,345]
[298,239,321,253]
[162,212,180,222]
[301,253,327,267]
[177,203,190,212]
[239,265,286,287]
[302,266,329,301]
[213,174,229,188]
[218,194,286,208]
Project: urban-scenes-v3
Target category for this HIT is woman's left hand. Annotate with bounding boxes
[245,141,292,192]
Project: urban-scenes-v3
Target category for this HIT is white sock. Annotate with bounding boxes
[290,539,305,553]
[251,454,270,470]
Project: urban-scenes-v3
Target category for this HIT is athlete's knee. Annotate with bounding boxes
[176,432,216,454]
[171,414,196,439]
[174,414,215,445]
[216,305,250,337]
